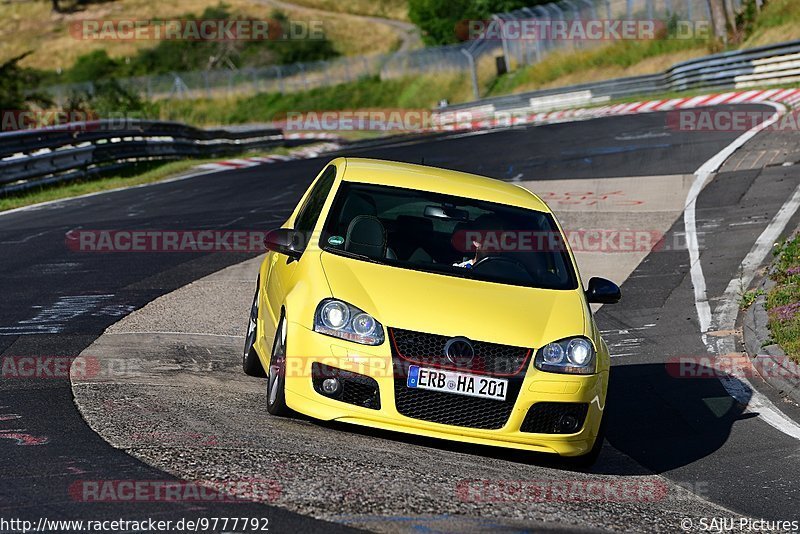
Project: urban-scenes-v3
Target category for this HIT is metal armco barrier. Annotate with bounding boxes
[9,39,800,196]
[0,120,288,195]
[443,39,800,115]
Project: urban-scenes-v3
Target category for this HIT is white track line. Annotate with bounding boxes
[0,167,222,219]
[105,331,242,338]
[711,184,800,440]
[684,101,800,439]
[684,102,787,331]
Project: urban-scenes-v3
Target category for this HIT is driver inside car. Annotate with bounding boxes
[453,214,504,269]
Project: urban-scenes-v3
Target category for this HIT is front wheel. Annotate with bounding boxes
[266,314,291,416]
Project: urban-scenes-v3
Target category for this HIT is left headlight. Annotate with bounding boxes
[533,337,596,375]
[313,299,385,346]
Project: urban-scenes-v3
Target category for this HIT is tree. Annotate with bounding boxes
[0,53,49,111]
[409,0,550,46]
[707,0,738,42]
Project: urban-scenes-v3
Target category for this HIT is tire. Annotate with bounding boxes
[243,280,268,378]
[266,313,291,416]
[563,415,606,469]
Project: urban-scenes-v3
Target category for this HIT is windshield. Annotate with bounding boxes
[320,182,578,290]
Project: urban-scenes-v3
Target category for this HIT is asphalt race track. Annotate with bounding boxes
[1,103,800,531]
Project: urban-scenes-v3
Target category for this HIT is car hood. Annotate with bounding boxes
[319,252,587,349]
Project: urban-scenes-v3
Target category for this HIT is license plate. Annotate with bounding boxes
[406,365,508,401]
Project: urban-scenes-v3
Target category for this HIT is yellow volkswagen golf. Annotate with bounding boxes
[243,157,620,466]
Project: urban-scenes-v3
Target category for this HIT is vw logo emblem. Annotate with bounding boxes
[444,337,475,365]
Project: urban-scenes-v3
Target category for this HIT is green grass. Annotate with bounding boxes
[741,288,766,309]
[157,73,478,126]
[765,235,800,361]
[0,148,291,213]
[487,37,708,96]
[153,73,800,135]
[487,0,800,97]
[743,0,800,47]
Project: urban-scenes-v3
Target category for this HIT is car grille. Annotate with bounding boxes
[520,402,588,434]
[390,330,528,429]
[311,363,381,410]
[389,328,531,377]
[393,378,520,429]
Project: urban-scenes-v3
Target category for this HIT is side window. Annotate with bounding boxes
[294,165,336,238]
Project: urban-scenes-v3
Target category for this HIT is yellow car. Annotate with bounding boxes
[243,157,620,466]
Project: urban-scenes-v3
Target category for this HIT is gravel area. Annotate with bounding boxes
[72,254,743,533]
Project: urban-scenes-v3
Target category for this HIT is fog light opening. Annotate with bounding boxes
[321,377,341,396]
[557,414,580,433]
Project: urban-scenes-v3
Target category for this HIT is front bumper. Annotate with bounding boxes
[280,321,608,457]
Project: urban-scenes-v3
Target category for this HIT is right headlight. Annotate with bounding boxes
[313,299,385,346]
[534,337,596,375]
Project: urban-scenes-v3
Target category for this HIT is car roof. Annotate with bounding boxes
[336,157,551,213]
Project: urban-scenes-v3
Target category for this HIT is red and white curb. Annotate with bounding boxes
[283,132,343,140]
[442,87,800,129]
[591,87,800,116]
[197,87,800,171]
[196,141,342,171]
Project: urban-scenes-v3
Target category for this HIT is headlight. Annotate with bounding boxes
[314,299,384,345]
[534,337,596,374]
[320,300,349,330]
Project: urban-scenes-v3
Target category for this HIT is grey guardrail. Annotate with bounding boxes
[442,39,800,115]
[0,120,286,195]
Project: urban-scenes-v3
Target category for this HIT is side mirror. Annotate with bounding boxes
[585,277,621,304]
[264,228,304,259]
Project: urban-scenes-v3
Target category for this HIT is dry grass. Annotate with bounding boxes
[259,2,402,55]
[532,48,708,91]
[485,0,800,97]
[488,37,709,97]
[155,69,486,126]
[741,0,800,48]
[0,0,401,70]
[273,0,409,21]
[744,24,800,47]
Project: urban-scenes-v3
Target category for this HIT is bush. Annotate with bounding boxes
[63,4,339,82]
[0,53,50,111]
[67,50,121,83]
[63,80,155,119]
[408,0,550,45]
